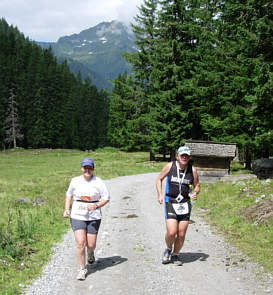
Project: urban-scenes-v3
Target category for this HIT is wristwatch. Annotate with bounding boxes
[95,204,99,209]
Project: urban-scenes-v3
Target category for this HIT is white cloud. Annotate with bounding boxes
[0,0,143,42]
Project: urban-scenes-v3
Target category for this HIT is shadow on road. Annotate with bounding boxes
[87,255,127,276]
[180,252,209,263]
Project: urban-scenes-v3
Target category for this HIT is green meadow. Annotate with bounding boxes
[0,148,164,295]
[0,148,272,295]
[198,176,273,274]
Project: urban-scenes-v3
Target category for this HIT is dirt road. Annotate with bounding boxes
[25,173,272,295]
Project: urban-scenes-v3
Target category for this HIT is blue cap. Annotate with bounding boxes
[177,146,191,156]
[81,157,94,167]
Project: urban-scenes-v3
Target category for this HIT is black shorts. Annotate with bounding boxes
[70,218,101,234]
[165,202,192,221]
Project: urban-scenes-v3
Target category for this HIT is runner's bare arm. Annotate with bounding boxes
[192,167,200,201]
[156,162,172,204]
[87,199,109,211]
[63,195,72,218]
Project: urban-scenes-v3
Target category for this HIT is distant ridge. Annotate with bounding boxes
[37,21,136,90]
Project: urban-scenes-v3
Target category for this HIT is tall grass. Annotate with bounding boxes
[197,178,273,273]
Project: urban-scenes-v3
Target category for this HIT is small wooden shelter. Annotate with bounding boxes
[185,140,237,181]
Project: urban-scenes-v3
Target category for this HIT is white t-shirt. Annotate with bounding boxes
[66,175,110,221]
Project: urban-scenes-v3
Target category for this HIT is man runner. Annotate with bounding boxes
[156,146,200,265]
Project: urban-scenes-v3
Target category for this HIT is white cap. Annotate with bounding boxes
[177,146,191,156]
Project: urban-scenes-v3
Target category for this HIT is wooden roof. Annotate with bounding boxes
[185,140,236,158]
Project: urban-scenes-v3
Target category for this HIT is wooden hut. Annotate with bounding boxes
[185,140,237,181]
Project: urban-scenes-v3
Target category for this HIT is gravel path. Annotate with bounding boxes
[24,173,273,295]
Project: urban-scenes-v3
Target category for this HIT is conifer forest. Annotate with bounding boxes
[1,0,272,166]
[0,19,109,151]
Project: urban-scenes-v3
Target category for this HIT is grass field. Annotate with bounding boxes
[0,148,272,294]
[0,147,165,295]
[197,177,273,274]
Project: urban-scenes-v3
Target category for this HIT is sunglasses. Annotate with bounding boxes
[179,154,189,158]
[83,166,94,169]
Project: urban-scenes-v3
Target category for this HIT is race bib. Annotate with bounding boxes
[172,202,189,215]
[73,201,89,216]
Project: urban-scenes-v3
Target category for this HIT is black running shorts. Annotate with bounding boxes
[70,218,101,234]
[165,202,192,221]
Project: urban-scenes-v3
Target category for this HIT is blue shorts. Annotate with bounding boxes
[70,218,101,234]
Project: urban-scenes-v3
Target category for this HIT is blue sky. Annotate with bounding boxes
[0,0,143,42]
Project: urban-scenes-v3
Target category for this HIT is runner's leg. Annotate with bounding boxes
[165,219,179,249]
[173,220,189,254]
[87,233,97,252]
[74,229,87,268]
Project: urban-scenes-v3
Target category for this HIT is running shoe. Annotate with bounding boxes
[171,254,183,266]
[76,268,87,280]
[87,249,95,265]
[162,248,172,264]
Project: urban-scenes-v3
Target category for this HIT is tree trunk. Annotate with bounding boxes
[245,148,252,170]
[13,124,16,148]
[170,149,176,161]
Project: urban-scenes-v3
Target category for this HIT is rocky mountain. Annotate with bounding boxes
[38,21,136,90]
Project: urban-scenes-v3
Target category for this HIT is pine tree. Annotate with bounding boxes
[108,73,137,150]
[0,19,110,150]
[61,62,81,148]
[94,90,109,148]
[125,0,158,87]
[148,0,218,158]
[250,0,273,158]
[200,0,273,166]
[118,0,159,152]
[4,88,23,148]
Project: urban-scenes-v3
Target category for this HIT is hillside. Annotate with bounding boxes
[0,18,109,150]
[38,21,136,90]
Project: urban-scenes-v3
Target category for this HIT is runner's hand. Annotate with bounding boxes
[87,203,98,211]
[63,210,70,218]
[158,195,164,204]
[192,192,197,201]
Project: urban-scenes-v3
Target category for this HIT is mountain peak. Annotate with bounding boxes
[94,20,133,37]
[44,20,136,90]
[58,20,133,43]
